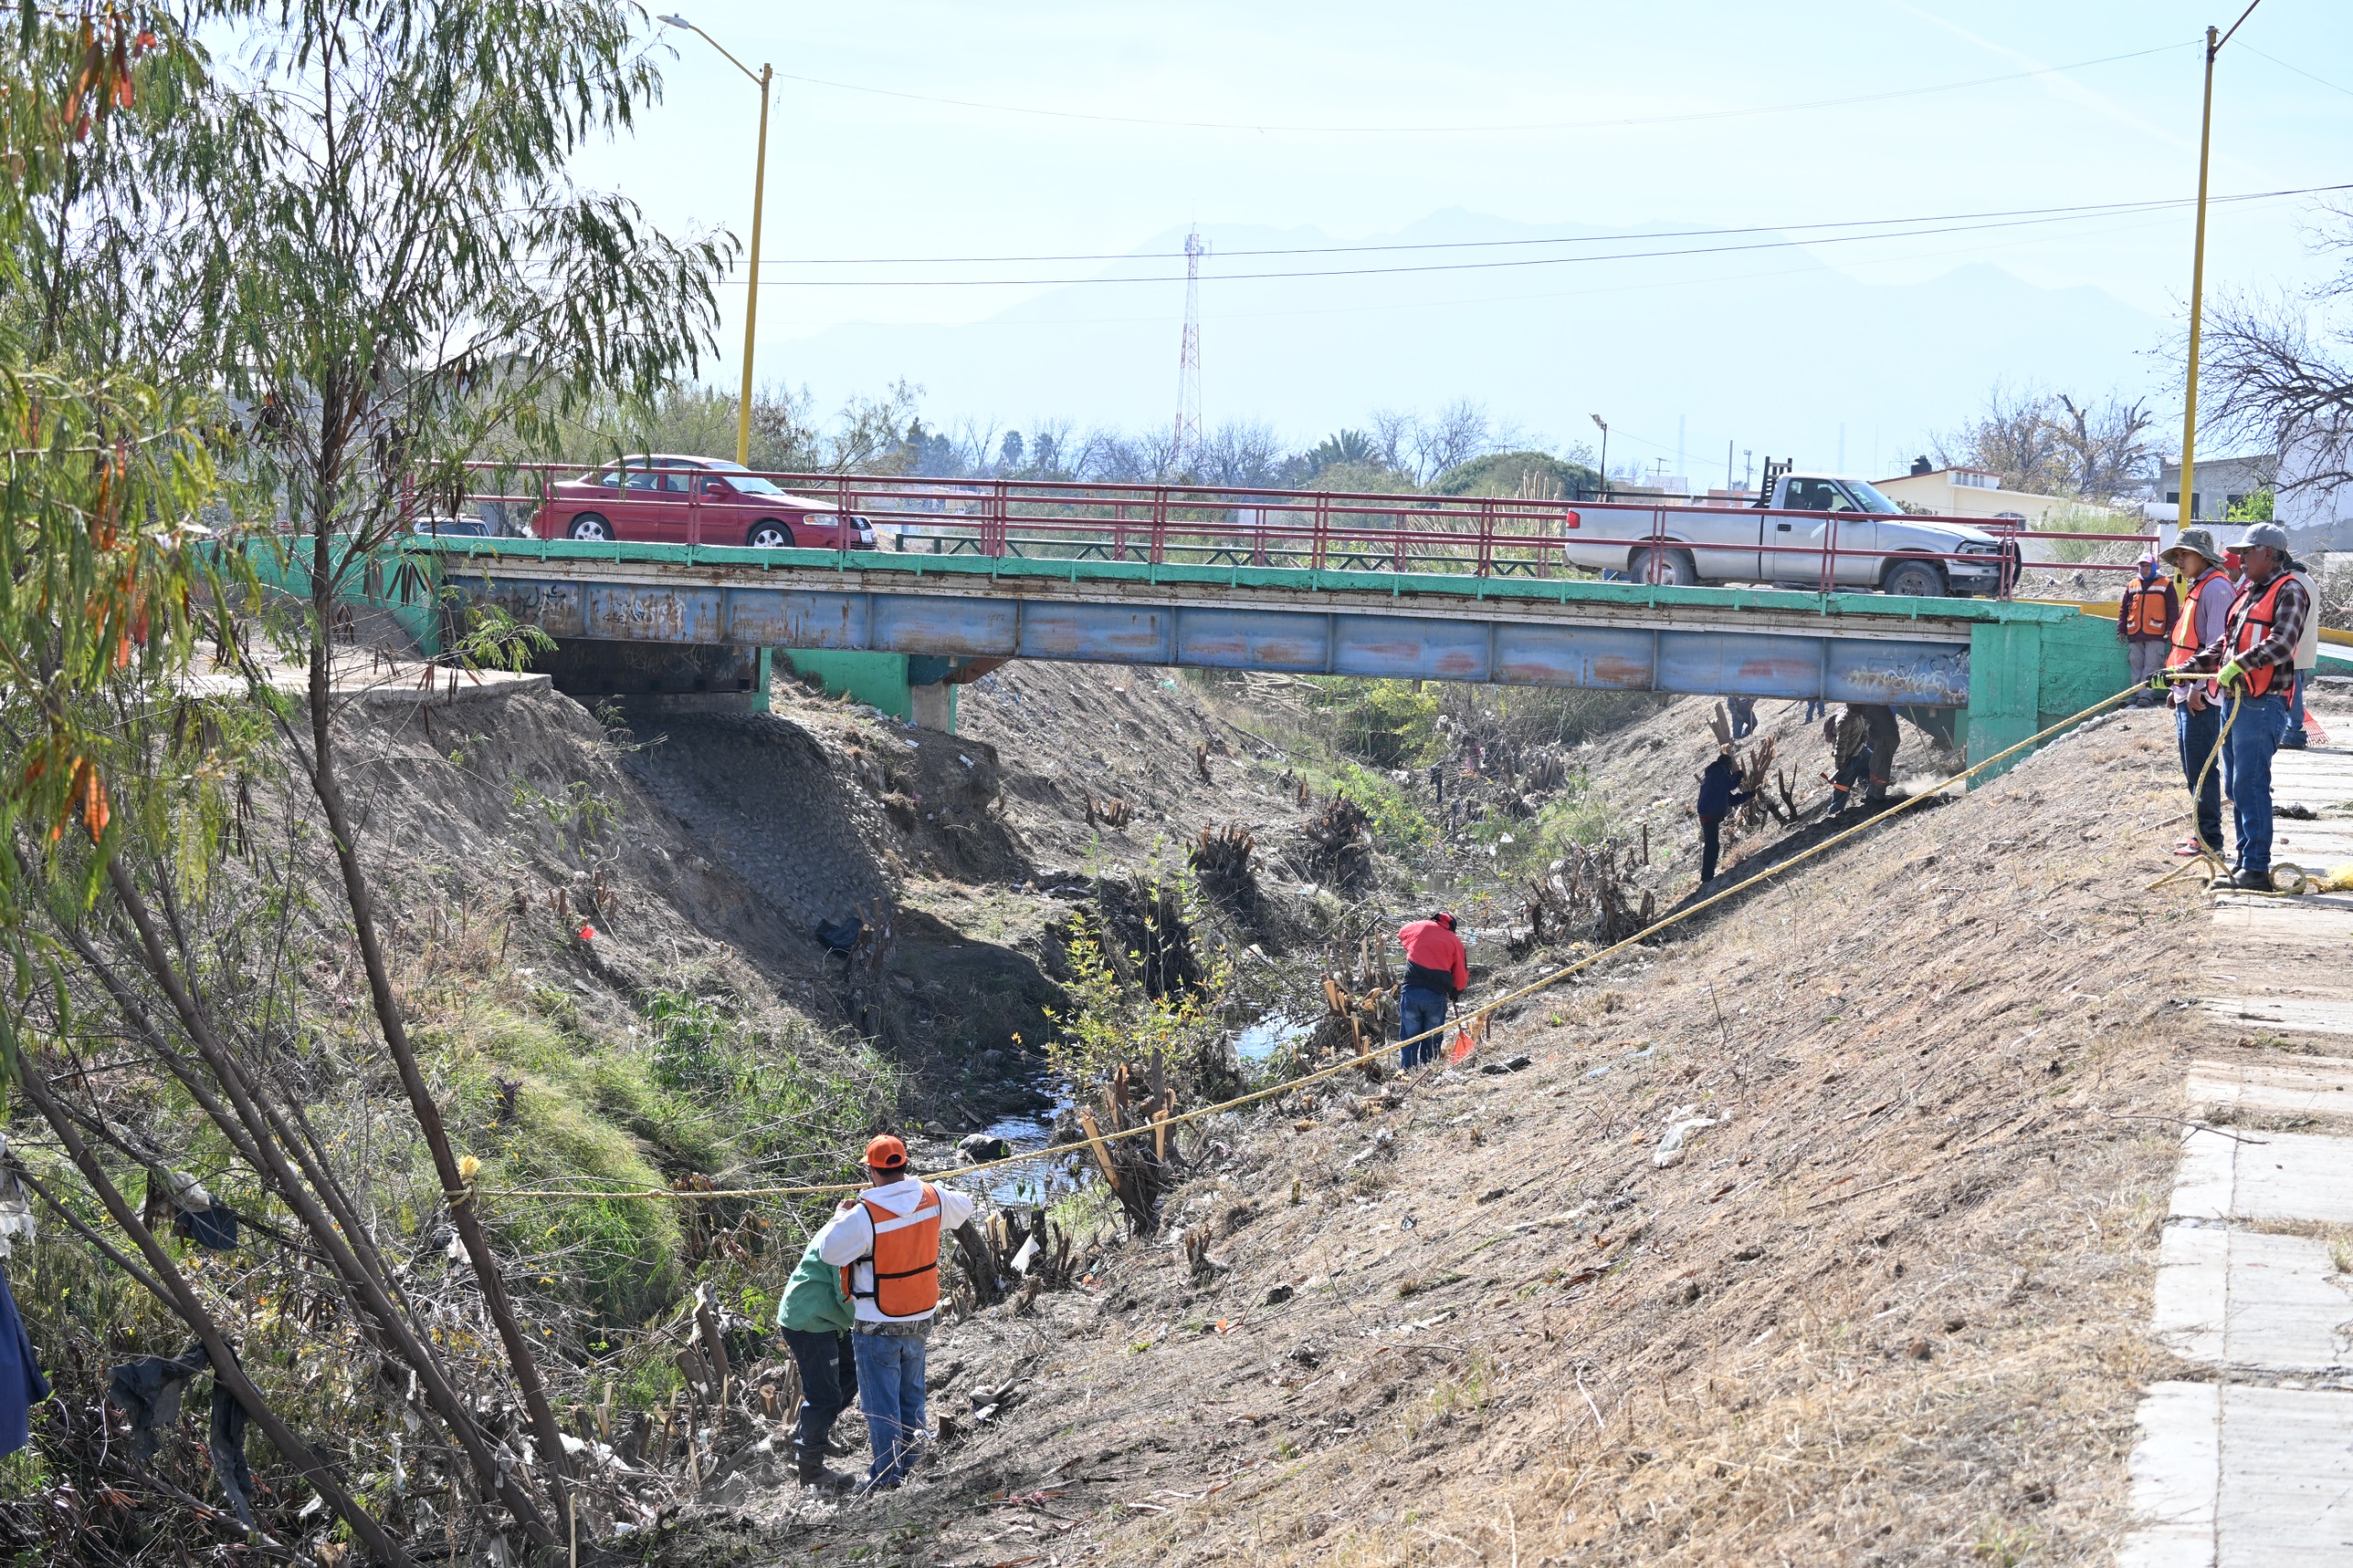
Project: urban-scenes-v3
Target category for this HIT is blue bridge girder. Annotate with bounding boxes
[416,540,2015,708]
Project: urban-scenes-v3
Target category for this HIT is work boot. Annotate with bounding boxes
[795,1445,854,1493]
[2283,731,2309,750]
[2230,868,2275,892]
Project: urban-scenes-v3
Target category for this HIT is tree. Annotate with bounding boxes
[1935,384,2073,494]
[0,0,728,1555]
[2204,244,2353,516]
[1935,384,2156,499]
[1433,449,1601,499]
[2052,393,2157,500]
[1371,400,1513,484]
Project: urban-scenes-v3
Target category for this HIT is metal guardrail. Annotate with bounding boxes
[450,462,2160,599]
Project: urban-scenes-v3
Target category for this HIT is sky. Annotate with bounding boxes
[569,0,2353,476]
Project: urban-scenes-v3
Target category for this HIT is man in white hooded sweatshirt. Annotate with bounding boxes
[813,1135,977,1491]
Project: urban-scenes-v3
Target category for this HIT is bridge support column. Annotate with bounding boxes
[777,650,961,733]
[1962,614,2130,782]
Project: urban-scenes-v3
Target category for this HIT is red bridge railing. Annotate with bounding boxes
[450,462,2160,600]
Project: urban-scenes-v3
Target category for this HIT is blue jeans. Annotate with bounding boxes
[1399,986,1449,1070]
[2177,699,2223,853]
[2287,679,2309,744]
[2225,692,2290,874]
[781,1328,856,1460]
[850,1330,927,1489]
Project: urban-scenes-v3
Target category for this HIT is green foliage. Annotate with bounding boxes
[1306,460,1421,494]
[2226,488,2275,522]
[1307,677,1439,767]
[430,991,891,1324]
[452,602,557,673]
[1433,449,1600,498]
[1320,758,1435,852]
[1043,915,1226,1085]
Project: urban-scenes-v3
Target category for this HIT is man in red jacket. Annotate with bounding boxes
[1395,913,1469,1070]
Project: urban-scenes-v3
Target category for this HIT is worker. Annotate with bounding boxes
[2117,554,2179,708]
[776,1232,860,1491]
[2282,549,2322,750]
[1726,696,1758,739]
[813,1135,977,1492]
[1824,705,1871,816]
[1695,744,1755,885]
[2178,521,2311,890]
[1394,912,1468,1070]
[1857,703,1901,805]
[2161,528,2237,861]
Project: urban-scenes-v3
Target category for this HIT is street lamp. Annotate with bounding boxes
[2177,0,2264,525]
[659,14,773,470]
[1588,414,1608,498]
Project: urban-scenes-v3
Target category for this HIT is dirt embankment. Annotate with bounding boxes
[719,701,2225,1565]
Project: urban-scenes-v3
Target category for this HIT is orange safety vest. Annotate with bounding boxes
[2120,580,2174,639]
[2225,574,2296,700]
[2166,568,2229,671]
[842,1183,942,1319]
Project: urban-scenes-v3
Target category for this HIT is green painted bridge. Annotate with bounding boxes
[347,536,2160,771]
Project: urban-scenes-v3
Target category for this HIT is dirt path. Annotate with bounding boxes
[691,702,2229,1565]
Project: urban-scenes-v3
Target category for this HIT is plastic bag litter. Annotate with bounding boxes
[1654,1104,1720,1168]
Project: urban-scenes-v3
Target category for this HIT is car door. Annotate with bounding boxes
[1776,479,1877,586]
[1672,503,1760,582]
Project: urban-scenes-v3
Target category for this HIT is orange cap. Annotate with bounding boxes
[864,1135,909,1171]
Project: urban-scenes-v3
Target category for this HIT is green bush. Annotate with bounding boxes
[1308,677,1439,767]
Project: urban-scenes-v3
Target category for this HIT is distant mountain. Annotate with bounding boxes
[765,209,2168,474]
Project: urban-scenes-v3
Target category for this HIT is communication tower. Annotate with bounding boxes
[1173,227,1206,469]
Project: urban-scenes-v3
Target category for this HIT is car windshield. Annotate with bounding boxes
[1840,479,1904,515]
[702,460,787,496]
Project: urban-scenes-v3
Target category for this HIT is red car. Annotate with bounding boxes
[533,455,877,549]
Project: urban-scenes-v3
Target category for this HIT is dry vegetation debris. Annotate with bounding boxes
[712,704,2215,1566]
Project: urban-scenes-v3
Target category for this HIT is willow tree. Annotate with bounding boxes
[0,0,726,1558]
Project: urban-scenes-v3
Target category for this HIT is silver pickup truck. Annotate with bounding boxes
[1558,471,2015,597]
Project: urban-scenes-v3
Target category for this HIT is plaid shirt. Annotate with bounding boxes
[2191,568,2311,684]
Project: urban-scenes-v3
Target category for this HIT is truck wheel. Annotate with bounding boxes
[566,514,613,541]
[746,519,797,549]
[1881,559,1946,597]
[1629,547,1698,586]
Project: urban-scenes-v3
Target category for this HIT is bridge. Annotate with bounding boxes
[387,534,2133,773]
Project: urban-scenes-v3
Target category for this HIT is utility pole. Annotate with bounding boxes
[1589,414,1608,498]
[1725,439,1733,492]
[660,15,772,468]
[2179,2,2263,526]
[1173,227,1206,473]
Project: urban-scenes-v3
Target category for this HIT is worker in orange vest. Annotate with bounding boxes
[2162,528,2238,861]
[2177,522,2313,889]
[2117,554,2178,707]
[813,1135,977,1491]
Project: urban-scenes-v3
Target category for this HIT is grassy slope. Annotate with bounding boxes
[749,702,2214,1565]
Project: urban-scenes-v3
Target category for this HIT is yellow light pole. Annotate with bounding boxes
[2178,1,2264,527]
[661,14,773,469]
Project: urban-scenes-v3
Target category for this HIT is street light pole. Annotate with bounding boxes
[2178,0,2264,527]
[661,15,773,468]
[1589,414,1608,499]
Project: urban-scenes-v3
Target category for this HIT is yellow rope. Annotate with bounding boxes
[456,686,2140,1207]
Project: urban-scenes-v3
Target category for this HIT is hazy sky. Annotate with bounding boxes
[574,0,2352,458]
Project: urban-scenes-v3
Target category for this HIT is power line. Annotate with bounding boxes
[768,206,2196,333]
[2242,44,2353,100]
[763,40,2192,136]
[750,187,2340,268]
[711,184,2345,289]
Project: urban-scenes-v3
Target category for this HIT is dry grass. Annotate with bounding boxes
[703,700,2222,1568]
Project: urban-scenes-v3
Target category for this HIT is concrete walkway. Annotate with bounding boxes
[2120,744,2353,1567]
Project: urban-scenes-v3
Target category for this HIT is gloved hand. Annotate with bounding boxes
[2218,660,2248,691]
